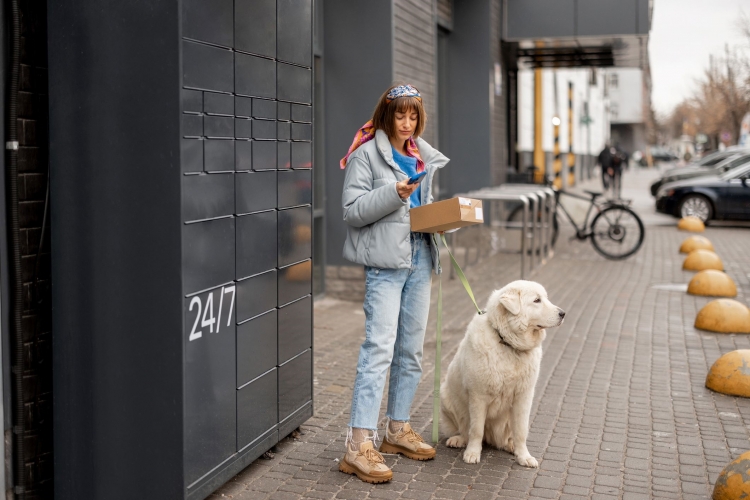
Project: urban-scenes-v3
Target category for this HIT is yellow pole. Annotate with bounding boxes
[567,82,575,187]
[533,68,544,183]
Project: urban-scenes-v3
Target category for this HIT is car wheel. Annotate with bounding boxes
[679,194,713,222]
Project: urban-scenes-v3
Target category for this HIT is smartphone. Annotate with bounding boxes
[407,171,427,185]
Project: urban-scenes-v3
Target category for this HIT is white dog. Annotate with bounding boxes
[440,280,565,467]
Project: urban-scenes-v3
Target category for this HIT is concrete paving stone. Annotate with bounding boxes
[529,488,559,498]
[432,488,466,499]
[400,490,433,500]
[463,490,497,500]
[302,492,335,500]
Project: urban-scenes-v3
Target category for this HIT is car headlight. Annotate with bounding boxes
[657,188,675,199]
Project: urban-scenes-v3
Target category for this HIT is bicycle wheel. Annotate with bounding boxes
[589,205,644,260]
[507,205,559,252]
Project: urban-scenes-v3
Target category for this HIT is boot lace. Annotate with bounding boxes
[360,447,386,464]
[401,427,425,444]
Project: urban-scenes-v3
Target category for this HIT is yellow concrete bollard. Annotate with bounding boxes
[680,235,714,254]
[678,216,705,232]
[683,249,723,271]
[713,450,750,499]
[688,270,737,297]
[695,299,750,333]
[706,350,750,397]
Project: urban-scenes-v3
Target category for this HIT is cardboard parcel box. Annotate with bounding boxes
[410,197,484,233]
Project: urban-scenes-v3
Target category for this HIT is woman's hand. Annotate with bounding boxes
[396,180,419,200]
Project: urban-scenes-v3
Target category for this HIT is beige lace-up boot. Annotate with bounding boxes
[339,440,393,483]
[379,422,436,460]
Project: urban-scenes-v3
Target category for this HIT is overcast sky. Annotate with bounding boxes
[649,0,749,117]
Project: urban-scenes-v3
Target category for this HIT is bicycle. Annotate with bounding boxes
[506,175,644,260]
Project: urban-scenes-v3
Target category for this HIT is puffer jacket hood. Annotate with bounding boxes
[341,129,449,273]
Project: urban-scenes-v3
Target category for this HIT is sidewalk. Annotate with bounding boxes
[211,167,750,500]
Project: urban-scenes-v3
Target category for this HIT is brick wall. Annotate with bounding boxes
[16,0,53,496]
[393,0,437,146]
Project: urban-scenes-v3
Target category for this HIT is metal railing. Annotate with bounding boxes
[449,184,556,280]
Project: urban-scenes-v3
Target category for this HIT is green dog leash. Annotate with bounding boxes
[432,234,483,444]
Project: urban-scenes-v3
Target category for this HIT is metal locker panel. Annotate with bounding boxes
[278,350,312,422]
[291,105,312,123]
[251,120,276,140]
[236,270,277,323]
[277,0,312,67]
[235,0,276,58]
[183,40,233,93]
[204,139,235,171]
[252,141,277,171]
[184,285,237,485]
[278,260,311,306]
[183,173,235,222]
[204,92,234,116]
[276,102,291,121]
[277,63,311,104]
[236,310,277,387]
[182,88,203,113]
[235,171,277,214]
[235,141,252,171]
[235,119,252,140]
[235,96,253,118]
[291,123,312,141]
[183,217,236,295]
[278,297,312,364]
[278,206,311,267]
[236,211,277,280]
[291,142,312,169]
[183,0,233,47]
[277,122,291,141]
[204,116,235,139]
[237,369,278,450]
[277,142,290,170]
[253,99,276,119]
[182,113,202,138]
[182,139,204,173]
[236,53,276,99]
[277,170,312,209]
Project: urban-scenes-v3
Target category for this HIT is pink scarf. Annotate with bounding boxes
[340,120,424,173]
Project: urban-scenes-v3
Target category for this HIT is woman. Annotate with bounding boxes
[338,84,449,483]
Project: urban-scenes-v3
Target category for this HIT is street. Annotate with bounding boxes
[212,167,750,500]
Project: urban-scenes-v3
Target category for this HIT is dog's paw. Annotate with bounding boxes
[446,435,467,448]
[463,448,481,464]
[516,454,538,468]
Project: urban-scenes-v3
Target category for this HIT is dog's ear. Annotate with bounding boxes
[498,289,521,316]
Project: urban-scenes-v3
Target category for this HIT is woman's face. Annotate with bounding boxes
[394,108,419,142]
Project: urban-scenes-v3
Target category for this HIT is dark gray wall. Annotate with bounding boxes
[505,0,649,39]
[441,0,492,197]
[48,1,184,498]
[323,0,393,266]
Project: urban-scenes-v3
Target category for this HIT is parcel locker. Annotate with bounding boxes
[49,1,313,499]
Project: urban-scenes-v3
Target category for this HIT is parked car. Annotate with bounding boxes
[655,160,750,222]
[650,151,750,196]
[649,147,678,163]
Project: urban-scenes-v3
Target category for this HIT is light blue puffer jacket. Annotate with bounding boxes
[341,129,450,274]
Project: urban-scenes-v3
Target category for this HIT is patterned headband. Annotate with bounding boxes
[386,84,421,102]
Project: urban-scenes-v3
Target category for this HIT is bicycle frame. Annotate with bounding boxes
[553,189,608,240]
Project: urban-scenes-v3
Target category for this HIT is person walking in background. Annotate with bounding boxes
[338,84,449,484]
[597,143,613,191]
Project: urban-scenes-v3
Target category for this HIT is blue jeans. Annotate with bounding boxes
[349,233,433,430]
